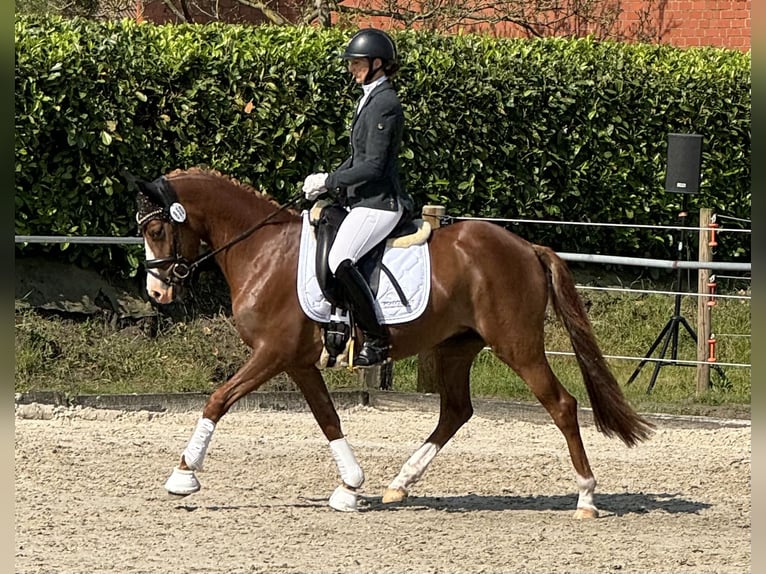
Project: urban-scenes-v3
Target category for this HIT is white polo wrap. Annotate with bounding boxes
[576,473,597,511]
[388,442,441,491]
[183,418,216,471]
[329,437,364,488]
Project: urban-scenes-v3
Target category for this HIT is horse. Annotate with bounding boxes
[134,167,653,519]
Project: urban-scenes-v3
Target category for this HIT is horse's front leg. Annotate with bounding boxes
[164,352,283,497]
[287,365,365,512]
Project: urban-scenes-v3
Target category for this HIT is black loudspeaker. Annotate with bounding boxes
[665,133,702,193]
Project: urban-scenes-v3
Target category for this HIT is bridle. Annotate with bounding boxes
[137,205,194,287]
[137,178,303,288]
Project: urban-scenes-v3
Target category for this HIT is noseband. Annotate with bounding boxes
[136,202,193,288]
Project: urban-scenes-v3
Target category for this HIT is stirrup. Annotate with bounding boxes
[354,340,390,367]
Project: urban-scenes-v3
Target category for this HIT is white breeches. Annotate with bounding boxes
[328,205,403,273]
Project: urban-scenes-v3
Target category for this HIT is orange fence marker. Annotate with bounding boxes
[707,334,717,362]
[708,215,718,247]
[706,274,717,307]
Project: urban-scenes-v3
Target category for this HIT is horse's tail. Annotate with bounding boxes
[532,244,654,447]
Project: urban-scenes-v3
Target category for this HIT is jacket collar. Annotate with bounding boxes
[355,77,391,118]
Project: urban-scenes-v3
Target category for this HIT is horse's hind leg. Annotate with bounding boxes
[382,332,484,503]
[495,345,598,519]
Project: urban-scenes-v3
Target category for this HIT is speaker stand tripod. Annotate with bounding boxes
[625,279,697,393]
[625,197,723,393]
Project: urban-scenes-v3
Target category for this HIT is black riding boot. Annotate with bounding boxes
[334,259,390,367]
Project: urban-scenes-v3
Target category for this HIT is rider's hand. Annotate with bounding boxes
[302,172,328,201]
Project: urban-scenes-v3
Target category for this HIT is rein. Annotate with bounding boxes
[144,191,304,287]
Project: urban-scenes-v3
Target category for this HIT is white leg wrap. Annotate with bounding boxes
[576,473,598,510]
[182,418,216,471]
[388,442,441,492]
[329,437,364,488]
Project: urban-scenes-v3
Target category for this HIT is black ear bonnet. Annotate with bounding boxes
[135,176,187,227]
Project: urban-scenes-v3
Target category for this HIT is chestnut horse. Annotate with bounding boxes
[135,167,653,518]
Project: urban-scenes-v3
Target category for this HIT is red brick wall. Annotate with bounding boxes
[139,0,750,52]
[344,0,751,52]
[142,0,303,25]
[618,0,751,50]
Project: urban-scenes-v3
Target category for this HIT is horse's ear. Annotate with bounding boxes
[121,169,145,192]
[127,172,168,207]
[120,169,154,192]
[142,176,173,207]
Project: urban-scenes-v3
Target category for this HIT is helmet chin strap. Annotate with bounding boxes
[364,57,384,84]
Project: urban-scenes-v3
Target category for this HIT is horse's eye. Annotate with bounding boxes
[149,226,165,241]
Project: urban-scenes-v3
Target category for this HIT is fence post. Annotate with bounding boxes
[357,361,393,391]
[696,208,713,394]
[421,205,446,229]
[416,205,446,393]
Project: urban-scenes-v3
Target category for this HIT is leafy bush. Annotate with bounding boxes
[15,16,750,275]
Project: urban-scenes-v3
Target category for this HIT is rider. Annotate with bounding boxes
[302,28,414,368]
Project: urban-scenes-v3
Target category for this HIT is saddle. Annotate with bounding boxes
[309,200,430,367]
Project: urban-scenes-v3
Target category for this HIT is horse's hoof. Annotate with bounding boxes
[329,485,358,512]
[164,467,200,496]
[381,487,408,504]
[573,506,599,519]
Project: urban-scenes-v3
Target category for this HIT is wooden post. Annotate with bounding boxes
[416,205,445,393]
[422,204,446,230]
[357,361,393,391]
[696,208,713,395]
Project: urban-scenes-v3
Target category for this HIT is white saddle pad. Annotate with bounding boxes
[296,212,431,325]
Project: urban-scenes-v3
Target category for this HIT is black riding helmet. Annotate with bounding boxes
[342,29,398,84]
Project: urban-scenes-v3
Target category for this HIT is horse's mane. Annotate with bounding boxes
[166,167,296,213]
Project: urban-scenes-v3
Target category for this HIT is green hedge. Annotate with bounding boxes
[15,16,751,276]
